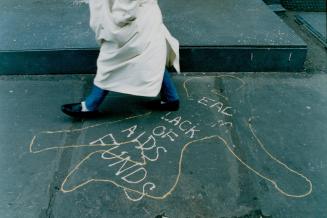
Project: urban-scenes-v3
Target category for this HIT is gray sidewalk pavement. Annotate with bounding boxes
[1,72,327,217]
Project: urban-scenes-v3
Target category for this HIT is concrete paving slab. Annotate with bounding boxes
[0,0,307,74]
[0,77,86,217]
[0,73,327,217]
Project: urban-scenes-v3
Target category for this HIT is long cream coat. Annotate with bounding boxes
[89,0,180,97]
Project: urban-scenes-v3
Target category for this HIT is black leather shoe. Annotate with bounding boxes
[146,100,180,111]
[61,103,100,118]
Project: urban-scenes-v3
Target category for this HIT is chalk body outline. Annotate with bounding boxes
[29,75,313,201]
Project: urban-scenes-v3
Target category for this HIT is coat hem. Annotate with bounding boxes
[93,80,161,98]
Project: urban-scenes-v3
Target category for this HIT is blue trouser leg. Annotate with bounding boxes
[160,68,179,102]
[85,69,178,111]
[85,85,108,111]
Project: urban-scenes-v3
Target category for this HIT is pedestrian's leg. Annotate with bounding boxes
[61,84,108,117]
[146,68,180,111]
[160,68,179,102]
[83,85,109,111]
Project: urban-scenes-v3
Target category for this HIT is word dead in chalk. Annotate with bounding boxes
[198,97,233,117]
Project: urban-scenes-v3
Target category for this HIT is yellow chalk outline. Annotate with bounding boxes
[248,118,312,198]
[29,75,313,200]
[30,125,312,199]
[59,135,228,200]
[29,112,151,154]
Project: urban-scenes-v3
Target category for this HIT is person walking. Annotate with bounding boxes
[62,0,180,118]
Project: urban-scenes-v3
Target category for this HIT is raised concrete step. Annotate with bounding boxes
[295,12,327,48]
[0,0,307,74]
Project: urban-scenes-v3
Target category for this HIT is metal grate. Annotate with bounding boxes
[281,0,327,11]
